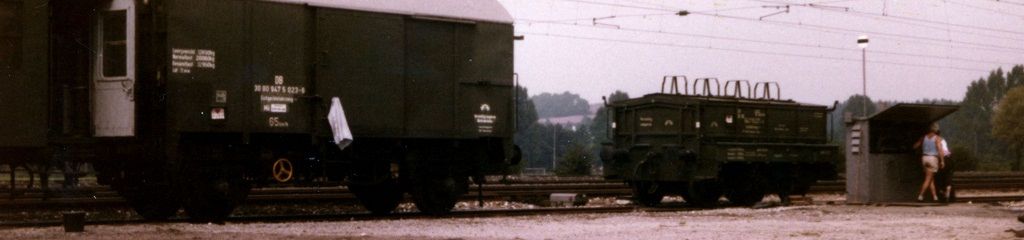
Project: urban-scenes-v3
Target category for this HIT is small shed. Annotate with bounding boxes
[845,103,959,204]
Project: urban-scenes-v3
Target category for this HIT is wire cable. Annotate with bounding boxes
[550,0,1024,52]
[517,31,995,72]
[749,0,1024,37]
[516,19,1022,65]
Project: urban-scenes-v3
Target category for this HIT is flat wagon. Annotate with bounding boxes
[601,77,838,206]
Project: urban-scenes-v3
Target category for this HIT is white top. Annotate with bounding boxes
[941,139,951,156]
[261,0,514,24]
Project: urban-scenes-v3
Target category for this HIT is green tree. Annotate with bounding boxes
[828,95,876,143]
[555,144,593,176]
[949,143,979,171]
[515,86,539,132]
[946,67,1024,170]
[1008,66,1024,89]
[513,86,547,173]
[589,91,630,144]
[843,94,877,118]
[993,86,1024,171]
[531,91,591,118]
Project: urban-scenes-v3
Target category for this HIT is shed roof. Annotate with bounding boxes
[869,103,959,123]
[262,0,513,24]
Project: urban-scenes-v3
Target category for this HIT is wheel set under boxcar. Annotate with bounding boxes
[600,77,839,206]
[0,0,519,221]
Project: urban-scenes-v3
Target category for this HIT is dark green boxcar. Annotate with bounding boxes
[0,0,47,148]
[0,0,518,220]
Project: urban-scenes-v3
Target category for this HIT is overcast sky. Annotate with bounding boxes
[497,0,1024,105]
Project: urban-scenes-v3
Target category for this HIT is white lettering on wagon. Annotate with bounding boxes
[196,49,216,69]
[254,85,306,95]
[475,103,496,134]
[256,75,303,128]
[171,48,216,74]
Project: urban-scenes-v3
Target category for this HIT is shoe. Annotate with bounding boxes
[917,195,923,202]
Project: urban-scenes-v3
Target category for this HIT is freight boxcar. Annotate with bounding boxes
[0,0,519,221]
[601,77,837,206]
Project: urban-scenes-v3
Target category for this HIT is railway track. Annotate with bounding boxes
[1,173,1024,208]
[0,194,1020,229]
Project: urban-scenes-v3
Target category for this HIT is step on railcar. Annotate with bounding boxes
[0,0,519,221]
[600,76,838,207]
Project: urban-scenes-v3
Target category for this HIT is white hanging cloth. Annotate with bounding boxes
[328,97,354,150]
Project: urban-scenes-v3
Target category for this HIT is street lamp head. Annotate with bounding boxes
[858,35,869,49]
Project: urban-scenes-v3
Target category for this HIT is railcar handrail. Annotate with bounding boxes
[724,80,751,99]
[661,75,688,95]
[754,82,781,100]
[693,78,721,97]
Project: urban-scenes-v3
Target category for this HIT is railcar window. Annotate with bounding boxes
[101,10,127,77]
[0,1,21,70]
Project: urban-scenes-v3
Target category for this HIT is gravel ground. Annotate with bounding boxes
[4,202,1023,240]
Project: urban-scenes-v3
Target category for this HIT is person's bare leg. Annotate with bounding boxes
[918,170,932,200]
[928,175,937,200]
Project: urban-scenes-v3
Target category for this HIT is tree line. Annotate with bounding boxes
[516,65,1024,175]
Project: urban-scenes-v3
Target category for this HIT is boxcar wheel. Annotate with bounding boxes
[121,181,181,220]
[631,181,664,207]
[179,143,252,223]
[349,179,403,214]
[405,148,467,215]
[410,174,464,215]
[124,188,181,220]
[182,177,250,222]
[685,180,721,207]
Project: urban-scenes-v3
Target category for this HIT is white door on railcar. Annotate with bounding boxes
[92,0,136,137]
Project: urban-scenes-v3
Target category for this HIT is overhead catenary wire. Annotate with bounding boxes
[516,31,992,72]
[793,5,1024,43]
[550,0,1024,53]
[985,0,1024,7]
[946,0,1024,19]
[748,0,1024,37]
[515,18,1021,66]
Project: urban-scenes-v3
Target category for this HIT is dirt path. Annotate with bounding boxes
[4,203,1023,240]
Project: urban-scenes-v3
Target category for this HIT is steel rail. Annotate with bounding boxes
[0,195,1020,229]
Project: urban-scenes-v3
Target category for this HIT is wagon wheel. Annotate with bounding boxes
[180,144,251,223]
[723,170,766,207]
[7,163,36,196]
[631,181,665,207]
[7,163,21,196]
[407,151,466,215]
[183,176,250,222]
[121,175,182,220]
[271,158,294,183]
[348,179,403,214]
[685,180,721,207]
[724,181,765,206]
[410,174,464,215]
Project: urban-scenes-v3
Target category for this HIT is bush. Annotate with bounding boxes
[949,143,978,171]
[555,144,593,176]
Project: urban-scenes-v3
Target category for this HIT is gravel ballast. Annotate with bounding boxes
[3,203,1023,240]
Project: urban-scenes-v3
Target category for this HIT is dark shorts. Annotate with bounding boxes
[934,156,954,188]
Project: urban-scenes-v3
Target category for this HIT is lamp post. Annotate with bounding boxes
[858,35,869,117]
[552,125,557,171]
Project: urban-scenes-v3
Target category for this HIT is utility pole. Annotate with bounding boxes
[858,35,869,117]
[552,125,557,171]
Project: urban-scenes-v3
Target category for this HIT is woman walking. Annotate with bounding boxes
[913,123,945,202]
